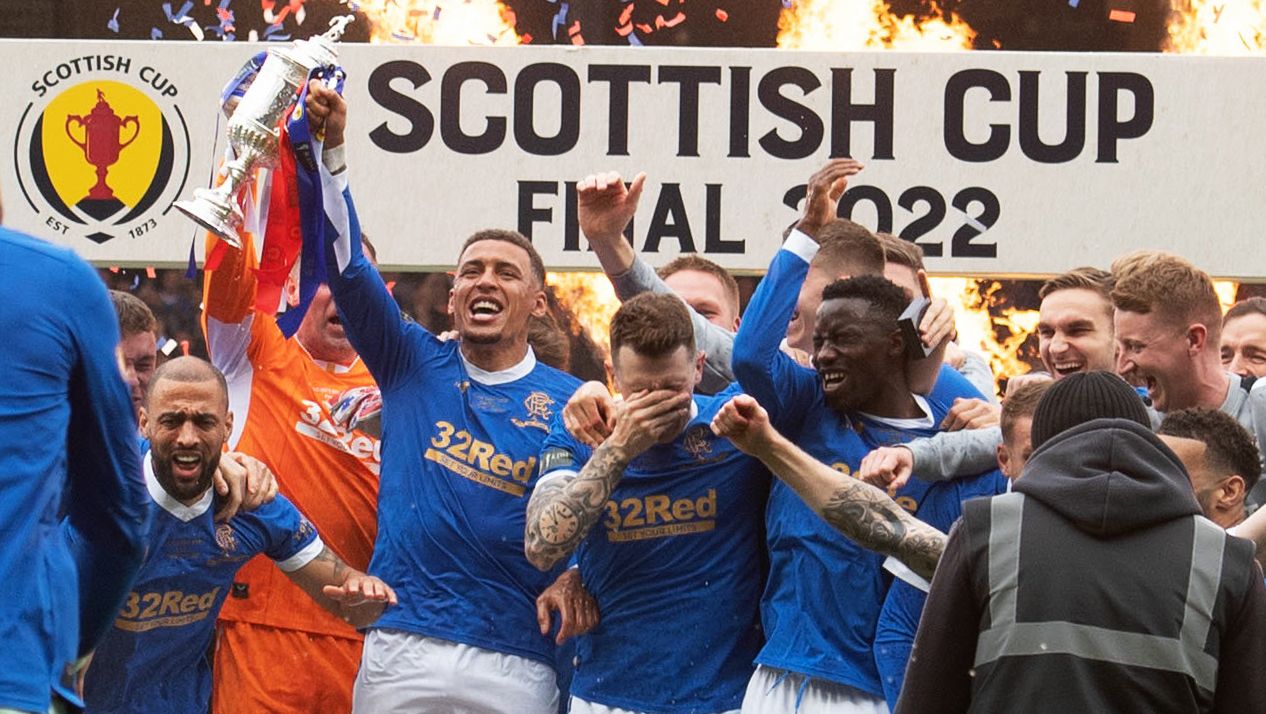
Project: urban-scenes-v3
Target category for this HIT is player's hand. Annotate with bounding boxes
[919,296,955,350]
[858,446,914,492]
[324,572,398,628]
[577,171,646,244]
[940,398,1000,431]
[563,381,617,447]
[535,568,600,645]
[305,77,346,149]
[606,389,692,459]
[710,394,775,457]
[797,159,864,239]
[214,452,279,522]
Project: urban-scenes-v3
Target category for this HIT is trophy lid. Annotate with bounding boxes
[290,15,354,69]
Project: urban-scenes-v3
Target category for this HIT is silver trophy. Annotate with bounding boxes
[175,15,354,246]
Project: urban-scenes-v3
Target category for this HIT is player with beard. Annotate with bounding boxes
[858,267,1117,491]
[525,294,764,714]
[306,82,584,712]
[79,357,395,714]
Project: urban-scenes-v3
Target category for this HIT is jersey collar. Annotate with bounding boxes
[144,452,214,522]
[461,346,537,385]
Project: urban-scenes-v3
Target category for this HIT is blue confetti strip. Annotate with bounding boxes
[151,27,164,39]
[107,7,120,33]
[552,2,569,39]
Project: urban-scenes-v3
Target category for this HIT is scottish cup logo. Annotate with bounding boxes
[16,62,191,245]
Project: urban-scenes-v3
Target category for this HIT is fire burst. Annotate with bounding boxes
[776,0,975,50]
[1167,0,1266,54]
[353,0,519,44]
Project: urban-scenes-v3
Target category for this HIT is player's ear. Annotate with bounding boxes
[224,411,234,443]
[139,406,150,435]
[531,287,548,319]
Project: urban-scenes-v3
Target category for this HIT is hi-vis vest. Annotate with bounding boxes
[961,492,1244,713]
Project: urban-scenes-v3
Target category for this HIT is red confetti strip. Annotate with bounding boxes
[616,23,634,36]
[716,8,729,21]
[656,11,685,28]
[109,266,119,273]
[636,22,653,33]
[655,0,669,5]
[180,340,190,356]
[571,33,586,45]
[386,280,397,292]
[522,32,533,43]
[619,3,635,24]
[568,20,581,35]
[1108,8,1136,21]
[146,266,157,278]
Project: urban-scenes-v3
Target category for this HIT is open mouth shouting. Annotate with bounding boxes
[170,451,205,483]
[468,297,505,324]
[1051,359,1085,377]
[820,369,848,393]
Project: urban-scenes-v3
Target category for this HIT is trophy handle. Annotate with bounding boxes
[119,116,140,150]
[64,115,88,151]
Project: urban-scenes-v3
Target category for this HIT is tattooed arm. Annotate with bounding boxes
[712,394,947,581]
[286,546,398,628]
[526,388,693,571]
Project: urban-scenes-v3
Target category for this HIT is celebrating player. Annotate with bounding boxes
[80,357,395,714]
[306,81,585,712]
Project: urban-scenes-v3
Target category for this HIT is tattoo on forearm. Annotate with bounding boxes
[314,546,349,583]
[526,444,629,568]
[821,482,947,581]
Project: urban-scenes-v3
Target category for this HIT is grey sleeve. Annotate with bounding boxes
[609,255,735,395]
[956,347,998,404]
[907,426,1004,482]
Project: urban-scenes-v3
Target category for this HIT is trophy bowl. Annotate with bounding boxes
[174,16,352,246]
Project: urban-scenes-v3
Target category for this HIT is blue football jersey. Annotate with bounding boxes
[539,384,769,713]
[83,456,321,714]
[323,209,583,667]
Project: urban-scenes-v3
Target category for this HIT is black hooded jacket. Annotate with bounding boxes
[897,418,1266,714]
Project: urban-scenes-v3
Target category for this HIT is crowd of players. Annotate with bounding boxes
[5,72,1266,714]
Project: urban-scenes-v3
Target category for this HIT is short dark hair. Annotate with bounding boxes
[1038,267,1113,301]
[820,275,909,326]
[812,220,885,278]
[1225,297,1266,325]
[609,293,695,360]
[1001,379,1051,445]
[147,356,228,408]
[658,255,740,317]
[459,229,546,287]
[877,232,925,272]
[1159,408,1261,495]
[109,290,157,337]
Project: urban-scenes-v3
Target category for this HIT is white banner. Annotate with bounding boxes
[2,39,1264,277]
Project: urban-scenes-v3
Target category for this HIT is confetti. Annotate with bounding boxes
[160,338,178,356]
[521,32,533,43]
[551,2,569,39]
[151,26,164,39]
[146,266,157,278]
[180,340,190,357]
[109,266,120,273]
[1108,8,1136,21]
[1068,0,1079,6]
[656,12,685,28]
[107,7,120,33]
[716,8,729,21]
[627,32,643,45]
[386,281,397,292]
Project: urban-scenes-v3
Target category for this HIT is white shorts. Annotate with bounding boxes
[740,666,888,714]
[352,629,559,714]
[569,696,740,714]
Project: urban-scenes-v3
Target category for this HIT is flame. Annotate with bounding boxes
[1215,280,1240,314]
[355,0,519,45]
[930,278,1041,395]
[1166,0,1266,54]
[547,272,620,359]
[777,0,975,50]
